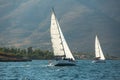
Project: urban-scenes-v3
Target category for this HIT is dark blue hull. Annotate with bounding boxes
[54,60,76,66]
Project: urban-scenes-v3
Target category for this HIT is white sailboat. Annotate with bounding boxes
[92,35,105,63]
[50,9,75,66]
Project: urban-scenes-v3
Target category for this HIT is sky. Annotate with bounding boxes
[0,0,120,56]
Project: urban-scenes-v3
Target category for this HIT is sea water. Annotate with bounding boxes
[0,60,120,80]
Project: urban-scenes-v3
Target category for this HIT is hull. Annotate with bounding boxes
[92,60,105,63]
[54,60,76,66]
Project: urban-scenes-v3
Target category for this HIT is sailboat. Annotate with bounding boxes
[50,9,75,66]
[92,35,105,63]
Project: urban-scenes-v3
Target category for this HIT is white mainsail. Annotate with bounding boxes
[50,10,75,60]
[95,35,105,60]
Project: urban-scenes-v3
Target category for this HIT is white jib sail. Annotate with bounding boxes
[50,10,75,60]
[95,35,105,60]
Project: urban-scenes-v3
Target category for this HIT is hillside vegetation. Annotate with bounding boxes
[0,47,119,60]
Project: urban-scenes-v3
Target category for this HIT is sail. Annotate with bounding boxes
[50,11,65,56]
[58,22,75,60]
[50,10,75,60]
[95,35,105,60]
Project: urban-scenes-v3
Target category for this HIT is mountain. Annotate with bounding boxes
[0,0,120,56]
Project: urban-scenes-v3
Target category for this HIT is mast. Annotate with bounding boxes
[50,8,75,60]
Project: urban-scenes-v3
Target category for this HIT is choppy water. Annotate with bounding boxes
[0,60,120,80]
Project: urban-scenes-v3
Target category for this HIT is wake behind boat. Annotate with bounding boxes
[92,35,106,63]
[50,9,75,66]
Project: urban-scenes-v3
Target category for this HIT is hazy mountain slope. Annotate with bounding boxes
[0,0,120,56]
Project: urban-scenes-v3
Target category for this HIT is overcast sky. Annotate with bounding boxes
[0,0,120,56]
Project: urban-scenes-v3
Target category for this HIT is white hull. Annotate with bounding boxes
[92,60,105,63]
